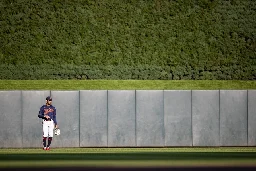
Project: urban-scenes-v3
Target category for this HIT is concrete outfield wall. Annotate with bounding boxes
[51,91,80,148]
[108,90,136,147]
[0,91,22,148]
[136,90,164,146]
[164,90,192,146]
[79,90,108,147]
[248,90,256,146]
[22,91,50,148]
[192,90,219,146]
[1,90,255,148]
[220,90,248,146]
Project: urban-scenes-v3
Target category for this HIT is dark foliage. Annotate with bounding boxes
[0,0,255,79]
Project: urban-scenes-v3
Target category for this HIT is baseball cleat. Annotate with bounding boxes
[43,147,47,150]
[46,147,50,150]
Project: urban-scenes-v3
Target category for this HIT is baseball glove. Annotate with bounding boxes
[54,128,60,136]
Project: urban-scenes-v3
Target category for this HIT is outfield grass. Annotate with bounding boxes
[0,80,255,90]
[1,148,256,168]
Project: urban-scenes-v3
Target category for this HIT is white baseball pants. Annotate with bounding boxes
[43,120,54,137]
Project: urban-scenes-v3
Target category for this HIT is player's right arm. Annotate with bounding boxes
[38,106,46,119]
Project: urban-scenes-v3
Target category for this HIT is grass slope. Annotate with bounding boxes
[1,148,256,168]
[0,80,255,90]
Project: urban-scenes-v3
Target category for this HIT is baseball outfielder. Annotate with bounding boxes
[38,96,58,150]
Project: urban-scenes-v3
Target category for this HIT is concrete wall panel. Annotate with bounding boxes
[192,90,220,146]
[220,90,247,146]
[248,90,256,146]
[0,91,22,148]
[164,90,192,146]
[50,91,80,147]
[136,90,164,146]
[80,90,108,147]
[22,91,50,148]
[108,90,136,147]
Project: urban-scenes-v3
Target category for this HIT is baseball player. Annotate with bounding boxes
[38,96,58,150]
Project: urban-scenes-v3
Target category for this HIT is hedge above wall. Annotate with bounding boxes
[0,0,255,80]
[0,64,255,80]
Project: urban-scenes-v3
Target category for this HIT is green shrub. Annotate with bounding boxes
[0,0,255,80]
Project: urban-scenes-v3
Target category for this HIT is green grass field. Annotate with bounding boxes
[0,80,255,90]
[1,148,256,168]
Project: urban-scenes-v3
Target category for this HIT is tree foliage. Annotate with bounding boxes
[0,0,255,79]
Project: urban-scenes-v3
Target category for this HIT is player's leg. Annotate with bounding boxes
[47,120,54,150]
[42,121,48,150]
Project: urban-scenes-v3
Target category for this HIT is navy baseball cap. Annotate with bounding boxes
[46,96,52,101]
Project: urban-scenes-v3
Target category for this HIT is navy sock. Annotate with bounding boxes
[47,137,52,147]
[43,137,47,147]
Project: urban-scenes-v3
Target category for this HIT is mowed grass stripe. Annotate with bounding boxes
[0,80,255,90]
[1,147,256,153]
[1,148,256,168]
[1,152,256,161]
[1,160,256,168]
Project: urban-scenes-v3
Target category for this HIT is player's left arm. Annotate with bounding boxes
[53,107,58,128]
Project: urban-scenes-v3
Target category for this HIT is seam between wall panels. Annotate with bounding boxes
[191,90,193,147]
[21,91,23,148]
[79,90,80,147]
[107,90,109,147]
[219,90,220,147]
[247,90,248,146]
[135,90,137,147]
[163,90,165,147]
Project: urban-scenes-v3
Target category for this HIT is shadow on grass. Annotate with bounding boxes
[1,152,256,161]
